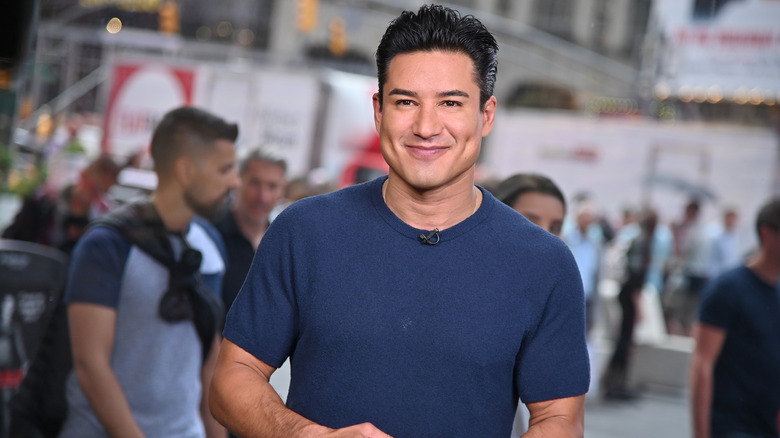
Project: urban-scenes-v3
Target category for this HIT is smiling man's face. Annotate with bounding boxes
[373,50,496,194]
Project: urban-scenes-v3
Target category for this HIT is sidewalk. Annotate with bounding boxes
[584,319,693,438]
[585,392,690,437]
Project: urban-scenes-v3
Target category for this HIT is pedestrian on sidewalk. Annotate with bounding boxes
[690,198,780,438]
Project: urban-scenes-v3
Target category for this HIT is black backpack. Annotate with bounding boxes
[9,200,223,437]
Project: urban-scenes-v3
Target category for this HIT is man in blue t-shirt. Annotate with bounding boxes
[60,107,239,438]
[691,198,780,438]
[210,5,589,438]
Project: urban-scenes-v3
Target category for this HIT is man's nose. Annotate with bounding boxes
[412,104,442,139]
[229,171,240,190]
[259,186,277,203]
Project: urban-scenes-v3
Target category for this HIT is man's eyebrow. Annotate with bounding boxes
[522,212,540,220]
[439,90,469,98]
[388,88,417,97]
[387,89,470,98]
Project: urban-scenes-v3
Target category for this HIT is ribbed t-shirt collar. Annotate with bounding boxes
[369,175,493,244]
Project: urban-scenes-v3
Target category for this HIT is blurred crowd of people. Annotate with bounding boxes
[483,177,752,337]
[1,107,330,438]
[485,173,780,438]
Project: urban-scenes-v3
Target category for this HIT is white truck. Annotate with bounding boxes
[100,55,379,185]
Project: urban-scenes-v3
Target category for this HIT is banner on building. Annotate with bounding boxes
[100,56,324,179]
[650,0,780,103]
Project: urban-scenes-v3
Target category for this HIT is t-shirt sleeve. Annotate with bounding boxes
[222,215,297,369]
[698,276,734,330]
[515,246,591,403]
[64,226,130,308]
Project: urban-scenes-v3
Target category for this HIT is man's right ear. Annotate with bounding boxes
[373,93,383,133]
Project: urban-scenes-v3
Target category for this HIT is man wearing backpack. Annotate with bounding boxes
[58,107,238,438]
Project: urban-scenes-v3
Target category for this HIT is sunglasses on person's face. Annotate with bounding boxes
[158,247,202,322]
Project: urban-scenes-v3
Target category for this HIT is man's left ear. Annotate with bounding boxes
[174,156,195,185]
[481,96,497,137]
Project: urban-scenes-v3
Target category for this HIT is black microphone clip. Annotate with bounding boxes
[418,228,440,245]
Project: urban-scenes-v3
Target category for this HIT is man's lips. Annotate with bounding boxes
[406,145,449,158]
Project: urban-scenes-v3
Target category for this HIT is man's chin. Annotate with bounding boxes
[195,202,229,222]
[253,209,272,220]
[184,190,230,222]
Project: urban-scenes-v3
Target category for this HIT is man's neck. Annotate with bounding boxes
[747,248,780,286]
[382,176,480,231]
[151,188,194,233]
[232,207,268,250]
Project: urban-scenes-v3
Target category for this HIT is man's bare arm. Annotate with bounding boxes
[69,303,145,438]
[209,339,392,438]
[201,334,227,438]
[524,395,585,438]
[690,322,726,438]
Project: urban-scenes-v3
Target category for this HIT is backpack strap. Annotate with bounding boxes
[92,200,222,361]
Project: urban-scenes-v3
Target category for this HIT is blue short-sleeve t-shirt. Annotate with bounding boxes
[699,266,780,437]
[224,177,590,437]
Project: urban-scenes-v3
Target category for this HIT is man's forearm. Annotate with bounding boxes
[690,359,713,438]
[202,397,228,438]
[202,336,227,438]
[209,363,328,438]
[74,361,144,438]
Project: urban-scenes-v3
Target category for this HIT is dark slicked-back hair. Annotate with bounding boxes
[492,173,567,214]
[150,106,238,176]
[375,4,498,110]
[755,197,780,245]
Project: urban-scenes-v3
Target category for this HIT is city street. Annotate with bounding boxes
[582,316,692,438]
[2,2,775,437]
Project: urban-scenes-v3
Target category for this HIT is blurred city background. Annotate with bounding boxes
[0,0,778,437]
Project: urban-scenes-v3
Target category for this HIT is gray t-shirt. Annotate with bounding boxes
[58,221,222,438]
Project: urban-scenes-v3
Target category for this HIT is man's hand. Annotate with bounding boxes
[210,340,394,438]
[322,422,393,438]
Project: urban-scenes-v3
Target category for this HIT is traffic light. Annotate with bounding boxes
[158,1,180,34]
[0,0,35,90]
[328,17,347,57]
[0,70,10,90]
[296,0,318,34]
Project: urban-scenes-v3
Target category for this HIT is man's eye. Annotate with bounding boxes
[442,100,462,107]
[396,99,414,106]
